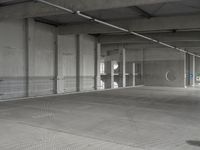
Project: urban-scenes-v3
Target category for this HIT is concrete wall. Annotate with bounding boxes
[29,21,56,96]
[0,20,26,99]
[0,19,97,100]
[58,35,77,93]
[0,19,193,100]
[101,45,144,87]
[102,44,185,87]
[126,49,143,86]
[57,34,96,92]
[143,48,185,87]
[79,34,96,91]
[0,19,57,99]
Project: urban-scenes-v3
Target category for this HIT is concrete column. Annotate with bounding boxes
[95,42,101,90]
[111,61,115,89]
[54,28,59,94]
[141,49,144,85]
[119,47,126,87]
[132,63,136,86]
[104,61,114,89]
[193,55,196,87]
[25,18,35,97]
[184,52,188,88]
[56,35,64,94]
[76,34,81,92]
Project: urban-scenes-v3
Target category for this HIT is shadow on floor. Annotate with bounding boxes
[186,140,200,147]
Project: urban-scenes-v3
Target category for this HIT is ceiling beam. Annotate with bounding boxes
[129,6,154,19]
[99,31,200,44]
[100,31,200,54]
[34,17,60,26]
[0,0,182,19]
[59,14,200,34]
[102,43,200,55]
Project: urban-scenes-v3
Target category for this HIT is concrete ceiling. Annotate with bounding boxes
[0,0,199,34]
[38,0,200,25]
[0,0,199,27]
[0,0,182,19]
[0,0,199,55]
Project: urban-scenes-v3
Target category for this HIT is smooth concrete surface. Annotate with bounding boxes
[0,19,98,100]
[0,0,181,20]
[0,86,200,150]
[102,44,186,87]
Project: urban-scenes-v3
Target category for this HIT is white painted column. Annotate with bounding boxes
[119,47,126,87]
[111,61,115,89]
[132,63,136,87]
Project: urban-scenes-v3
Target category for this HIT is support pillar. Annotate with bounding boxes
[119,47,126,87]
[132,63,136,86]
[111,61,115,89]
[54,29,60,94]
[141,49,144,85]
[184,52,190,88]
[95,42,101,90]
[105,61,114,89]
[56,35,64,94]
[193,55,196,87]
[76,34,81,92]
[25,18,35,97]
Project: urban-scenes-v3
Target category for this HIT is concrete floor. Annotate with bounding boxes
[0,86,200,150]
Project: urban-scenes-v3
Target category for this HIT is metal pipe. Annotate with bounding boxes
[94,19,129,32]
[36,0,200,58]
[76,11,93,20]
